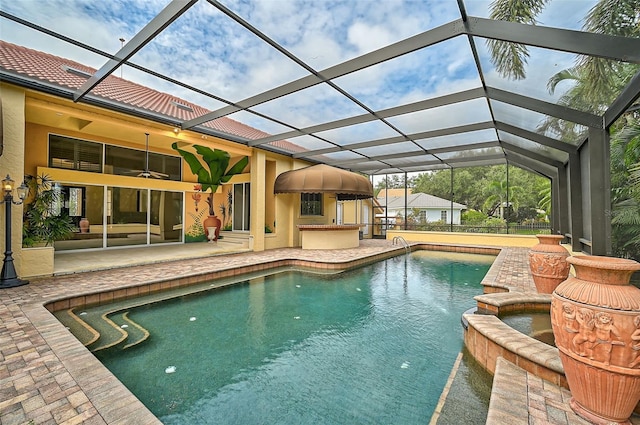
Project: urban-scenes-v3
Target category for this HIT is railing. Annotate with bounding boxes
[392,236,410,255]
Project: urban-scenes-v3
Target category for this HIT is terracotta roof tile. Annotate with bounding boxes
[0,40,305,153]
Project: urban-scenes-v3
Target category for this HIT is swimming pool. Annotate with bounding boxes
[81,251,494,424]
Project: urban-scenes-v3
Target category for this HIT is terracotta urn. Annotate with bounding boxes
[528,234,570,294]
[79,217,90,233]
[551,255,640,425]
[203,215,221,241]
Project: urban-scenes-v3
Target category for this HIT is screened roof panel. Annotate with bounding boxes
[448,158,507,169]
[498,131,570,164]
[476,39,638,114]
[384,154,441,167]
[309,151,366,163]
[222,110,293,136]
[490,100,589,145]
[250,83,366,128]
[220,0,461,71]
[465,0,598,31]
[0,1,164,69]
[476,40,581,105]
[275,134,336,152]
[314,120,400,146]
[436,146,504,161]
[332,36,482,111]
[385,98,493,135]
[354,141,429,159]
[130,2,313,102]
[414,129,498,150]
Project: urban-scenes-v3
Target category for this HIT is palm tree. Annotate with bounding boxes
[610,120,640,259]
[483,179,523,219]
[487,0,640,83]
[538,186,551,219]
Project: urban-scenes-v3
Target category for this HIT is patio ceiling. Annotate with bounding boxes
[1,0,640,180]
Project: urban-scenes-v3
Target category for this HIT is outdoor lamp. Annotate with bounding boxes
[1,174,29,288]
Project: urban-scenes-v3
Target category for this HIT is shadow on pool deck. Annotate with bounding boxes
[53,240,250,275]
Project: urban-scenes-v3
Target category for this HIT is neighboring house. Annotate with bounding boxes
[377,192,466,225]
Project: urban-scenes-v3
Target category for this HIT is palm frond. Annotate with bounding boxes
[486,0,550,80]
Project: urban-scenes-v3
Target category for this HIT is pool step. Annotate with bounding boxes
[54,308,100,347]
[107,311,150,349]
[86,313,127,352]
[60,307,151,352]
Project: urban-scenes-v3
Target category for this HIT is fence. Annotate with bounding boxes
[373,222,551,237]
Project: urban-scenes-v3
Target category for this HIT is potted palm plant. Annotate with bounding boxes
[172,142,248,242]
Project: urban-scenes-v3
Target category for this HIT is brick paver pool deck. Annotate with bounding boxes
[1,240,637,424]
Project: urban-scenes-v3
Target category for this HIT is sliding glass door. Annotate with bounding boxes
[53,184,183,251]
[106,187,147,247]
[150,190,182,244]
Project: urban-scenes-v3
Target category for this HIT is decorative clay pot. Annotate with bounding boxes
[551,255,640,425]
[203,215,221,241]
[528,234,570,294]
[79,217,90,233]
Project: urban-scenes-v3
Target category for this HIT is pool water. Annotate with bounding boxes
[501,312,555,347]
[94,251,494,424]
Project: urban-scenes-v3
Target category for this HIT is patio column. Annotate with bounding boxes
[586,128,612,255]
[250,151,266,251]
[567,152,583,253]
[555,168,569,237]
[0,86,27,276]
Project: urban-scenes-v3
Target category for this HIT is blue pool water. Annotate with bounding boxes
[94,251,494,424]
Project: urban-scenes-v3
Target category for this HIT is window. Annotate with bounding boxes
[301,193,323,216]
[48,134,180,180]
[105,145,181,181]
[440,210,448,223]
[49,135,102,172]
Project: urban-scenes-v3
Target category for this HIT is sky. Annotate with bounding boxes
[0,0,600,164]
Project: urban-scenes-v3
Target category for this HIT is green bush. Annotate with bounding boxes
[22,174,75,247]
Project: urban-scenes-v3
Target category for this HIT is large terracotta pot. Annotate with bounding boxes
[551,255,640,425]
[529,234,570,294]
[203,215,221,241]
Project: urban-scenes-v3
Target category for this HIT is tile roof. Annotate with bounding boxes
[0,40,304,153]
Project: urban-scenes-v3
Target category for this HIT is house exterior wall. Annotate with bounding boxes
[340,200,374,237]
[2,82,324,277]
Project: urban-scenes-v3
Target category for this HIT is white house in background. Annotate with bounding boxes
[376,191,467,225]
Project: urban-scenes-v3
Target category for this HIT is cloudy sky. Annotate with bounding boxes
[1,0,599,153]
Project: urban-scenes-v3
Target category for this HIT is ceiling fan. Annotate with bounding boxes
[129,133,169,179]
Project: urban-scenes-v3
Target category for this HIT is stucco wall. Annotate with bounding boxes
[0,84,27,276]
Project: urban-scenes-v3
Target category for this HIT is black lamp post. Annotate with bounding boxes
[1,174,29,288]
